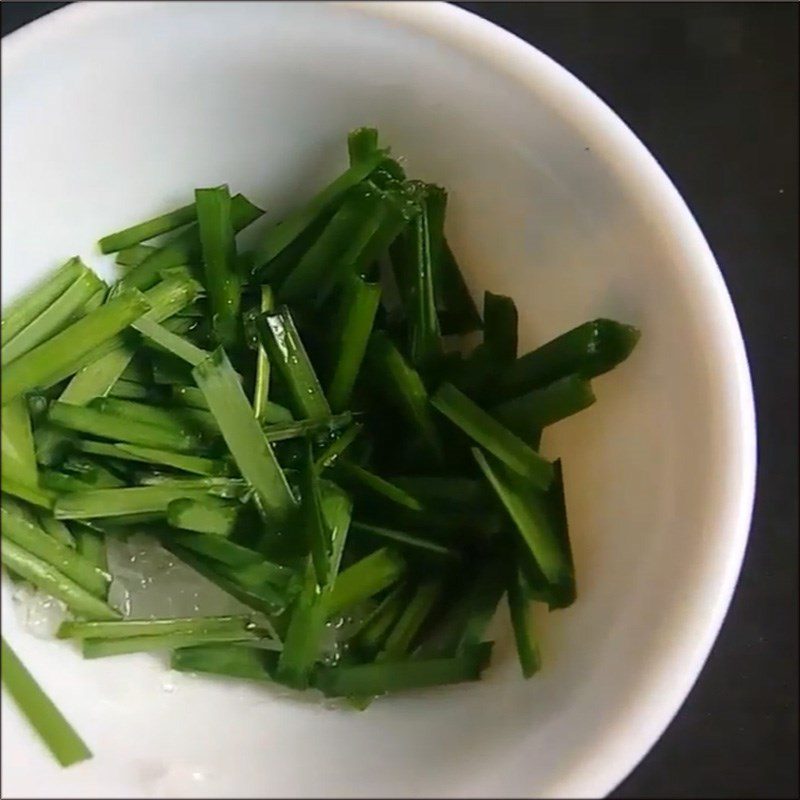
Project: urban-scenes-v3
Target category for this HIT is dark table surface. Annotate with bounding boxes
[2,3,797,798]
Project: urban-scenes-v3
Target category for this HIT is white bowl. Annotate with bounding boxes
[1,2,756,797]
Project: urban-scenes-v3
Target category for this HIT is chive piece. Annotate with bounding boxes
[81,628,262,659]
[483,291,518,362]
[107,379,163,402]
[348,127,379,164]
[77,441,226,477]
[171,644,276,682]
[74,526,107,572]
[491,374,596,439]
[1,257,85,348]
[165,543,287,615]
[1,475,55,509]
[432,383,554,489]
[1,637,92,767]
[53,486,212,520]
[59,276,199,405]
[327,277,381,412]
[170,533,267,568]
[255,307,331,421]
[275,562,328,689]
[315,641,492,697]
[299,442,331,586]
[36,512,77,548]
[278,187,381,304]
[393,193,442,371]
[195,186,240,347]
[58,615,253,640]
[2,291,151,405]
[263,413,352,443]
[133,317,207,365]
[166,497,239,536]
[314,423,363,472]
[0,540,119,619]
[366,332,444,463]
[334,460,424,512]
[353,585,407,657]
[170,385,211,410]
[115,244,157,268]
[48,402,204,453]
[2,267,105,366]
[472,448,570,585]
[321,482,353,577]
[327,547,406,617]
[507,567,541,678]
[253,286,275,423]
[119,193,264,291]
[93,397,218,439]
[2,396,38,487]
[436,241,483,335]
[253,148,386,271]
[98,201,197,254]
[1,505,110,597]
[415,560,506,659]
[495,319,641,401]
[193,348,297,522]
[350,522,457,560]
[379,580,442,661]
[133,475,246,497]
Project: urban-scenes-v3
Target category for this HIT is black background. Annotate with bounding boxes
[2,3,798,798]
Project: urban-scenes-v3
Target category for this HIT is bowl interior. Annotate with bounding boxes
[1,3,754,798]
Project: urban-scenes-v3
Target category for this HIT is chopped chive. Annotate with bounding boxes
[436,241,483,335]
[483,291,518,362]
[491,374,596,441]
[171,644,276,682]
[59,276,198,406]
[1,257,85,348]
[132,316,208,366]
[193,348,297,522]
[81,627,262,659]
[99,201,197,254]
[348,127,379,164]
[495,319,641,401]
[48,401,205,453]
[115,244,157,268]
[2,291,151,405]
[472,448,571,586]
[2,396,38,487]
[353,585,407,657]
[507,566,541,678]
[170,532,268,568]
[366,331,444,463]
[107,379,164,402]
[314,423,363,472]
[119,193,264,292]
[0,539,119,619]
[350,522,457,560]
[263,412,352,443]
[253,286,275,423]
[36,512,77,548]
[2,266,105,366]
[298,442,331,586]
[77,441,226,477]
[58,615,253,640]
[379,580,442,661]
[53,486,212,520]
[1,505,110,597]
[195,186,240,347]
[255,307,331,421]
[93,397,218,440]
[315,641,492,697]
[253,148,386,271]
[166,496,239,536]
[165,543,288,615]
[1,637,92,767]
[432,383,553,489]
[327,547,406,617]
[327,276,381,413]
[334,460,424,512]
[1,475,55,509]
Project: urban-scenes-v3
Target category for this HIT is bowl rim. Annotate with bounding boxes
[2,2,757,797]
